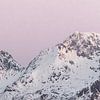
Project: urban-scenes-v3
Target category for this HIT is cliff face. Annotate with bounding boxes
[1,32,100,100]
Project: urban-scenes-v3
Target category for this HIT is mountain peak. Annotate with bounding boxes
[0,50,12,59]
[0,50,24,93]
[0,50,22,71]
[66,32,100,43]
[57,32,100,59]
[71,31,100,38]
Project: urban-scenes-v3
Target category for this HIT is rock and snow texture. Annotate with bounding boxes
[0,32,100,100]
[0,51,24,94]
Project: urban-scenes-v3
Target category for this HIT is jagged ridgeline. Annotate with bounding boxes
[0,32,100,100]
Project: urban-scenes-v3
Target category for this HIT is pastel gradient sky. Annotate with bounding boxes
[0,0,100,66]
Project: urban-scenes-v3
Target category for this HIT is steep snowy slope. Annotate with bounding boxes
[0,51,24,94]
[1,32,100,100]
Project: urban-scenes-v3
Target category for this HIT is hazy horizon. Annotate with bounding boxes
[0,0,100,66]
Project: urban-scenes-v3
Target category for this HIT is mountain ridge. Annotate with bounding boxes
[0,50,24,94]
[0,32,100,100]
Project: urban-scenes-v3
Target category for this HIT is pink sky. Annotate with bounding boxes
[0,0,100,66]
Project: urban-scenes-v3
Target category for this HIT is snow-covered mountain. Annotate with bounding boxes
[1,32,100,100]
[0,51,24,94]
